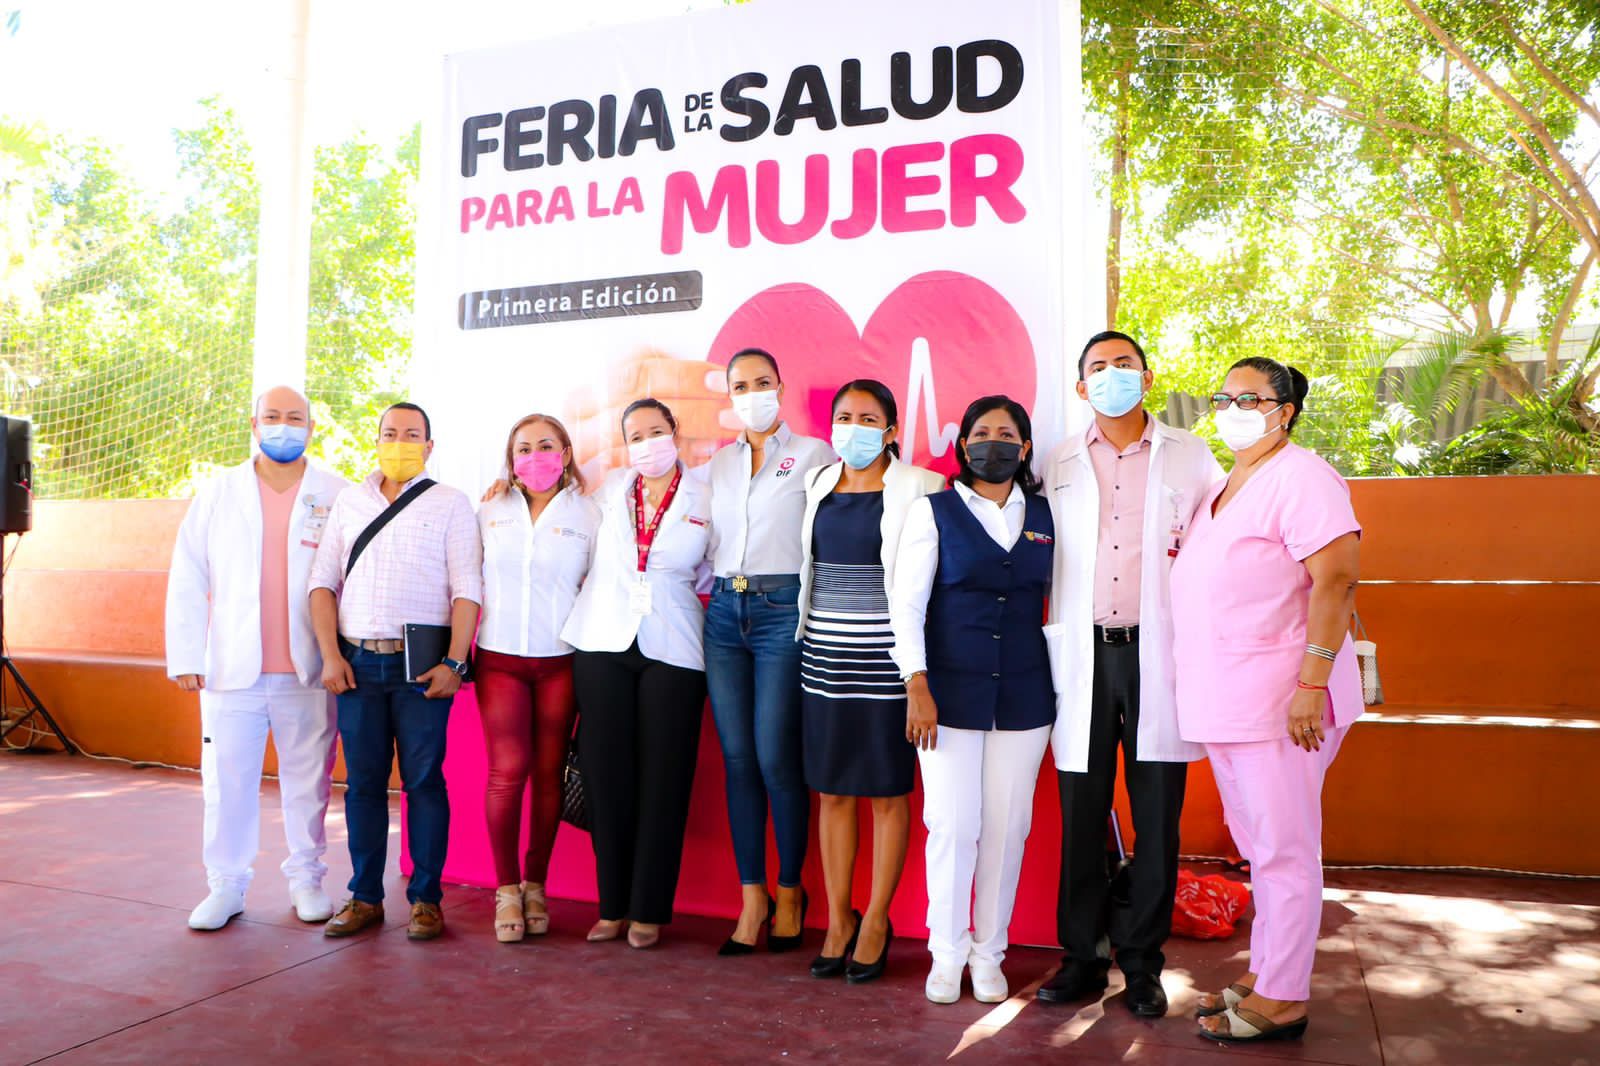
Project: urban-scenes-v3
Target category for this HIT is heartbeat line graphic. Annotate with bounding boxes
[902,336,961,460]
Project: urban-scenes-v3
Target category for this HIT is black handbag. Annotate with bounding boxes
[560,730,590,832]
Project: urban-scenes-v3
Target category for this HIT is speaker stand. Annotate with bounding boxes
[0,536,76,753]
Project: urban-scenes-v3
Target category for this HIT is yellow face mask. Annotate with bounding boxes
[377,441,427,483]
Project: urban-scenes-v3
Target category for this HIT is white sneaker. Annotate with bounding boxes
[970,960,1009,1003]
[188,888,245,931]
[290,883,335,923]
[925,961,964,1004]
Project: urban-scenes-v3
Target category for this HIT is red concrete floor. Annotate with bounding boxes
[3,753,1598,1065]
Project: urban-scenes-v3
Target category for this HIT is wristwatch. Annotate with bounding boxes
[902,669,927,683]
[442,656,470,679]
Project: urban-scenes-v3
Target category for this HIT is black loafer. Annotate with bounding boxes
[1036,959,1110,1004]
[809,909,861,978]
[1124,972,1169,1017]
[844,919,893,984]
[768,888,809,954]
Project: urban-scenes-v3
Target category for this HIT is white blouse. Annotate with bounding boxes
[476,485,601,658]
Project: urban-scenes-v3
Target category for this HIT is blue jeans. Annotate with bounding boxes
[337,640,453,906]
[704,582,808,887]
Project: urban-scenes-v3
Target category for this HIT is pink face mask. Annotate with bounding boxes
[628,435,679,478]
[513,450,565,492]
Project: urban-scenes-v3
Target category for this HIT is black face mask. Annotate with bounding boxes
[964,440,1025,484]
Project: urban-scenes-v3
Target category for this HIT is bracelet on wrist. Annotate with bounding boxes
[1305,643,1338,662]
[1296,680,1330,692]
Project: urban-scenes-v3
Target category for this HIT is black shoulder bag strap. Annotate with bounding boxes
[344,479,436,579]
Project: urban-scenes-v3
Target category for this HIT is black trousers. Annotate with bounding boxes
[1056,635,1188,976]
[574,642,706,925]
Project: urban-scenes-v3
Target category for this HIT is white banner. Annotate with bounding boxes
[415,0,1084,491]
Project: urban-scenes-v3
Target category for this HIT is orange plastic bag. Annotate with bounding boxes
[1171,869,1251,939]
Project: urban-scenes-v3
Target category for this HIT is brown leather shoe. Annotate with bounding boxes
[408,902,445,940]
[323,898,384,938]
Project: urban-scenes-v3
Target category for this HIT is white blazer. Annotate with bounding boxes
[165,458,350,691]
[560,465,713,672]
[796,456,946,639]
[1043,420,1223,772]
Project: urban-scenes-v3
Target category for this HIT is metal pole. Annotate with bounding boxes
[250,0,314,400]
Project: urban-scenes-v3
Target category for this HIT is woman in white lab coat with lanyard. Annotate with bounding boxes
[561,398,713,951]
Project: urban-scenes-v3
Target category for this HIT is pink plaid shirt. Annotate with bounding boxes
[1087,416,1153,626]
[308,471,483,640]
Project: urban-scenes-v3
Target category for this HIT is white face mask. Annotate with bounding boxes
[1214,404,1284,452]
[731,389,780,433]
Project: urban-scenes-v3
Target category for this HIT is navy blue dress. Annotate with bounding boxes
[801,491,915,797]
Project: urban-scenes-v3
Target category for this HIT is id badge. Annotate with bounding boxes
[629,575,653,616]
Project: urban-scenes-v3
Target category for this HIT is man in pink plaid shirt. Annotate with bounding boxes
[308,402,483,941]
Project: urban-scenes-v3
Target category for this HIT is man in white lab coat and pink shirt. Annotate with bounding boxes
[165,385,348,931]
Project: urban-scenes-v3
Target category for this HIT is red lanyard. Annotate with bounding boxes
[632,466,682,572]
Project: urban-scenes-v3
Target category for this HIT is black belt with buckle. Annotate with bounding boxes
[714,574,801,594]
[1095,625,1139,646]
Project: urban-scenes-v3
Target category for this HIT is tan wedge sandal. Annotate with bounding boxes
[494,885,526,943]
[521,882,550,936]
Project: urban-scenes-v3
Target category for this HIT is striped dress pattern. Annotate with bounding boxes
[801,491,915,797]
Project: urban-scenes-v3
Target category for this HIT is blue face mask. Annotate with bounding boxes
[1084,366,1146,418]
[831,422,887,470]
[258,423,309,463]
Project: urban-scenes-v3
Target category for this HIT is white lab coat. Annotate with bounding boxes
[796,456,946,640]
[561,464,713,672]
[1043,420,1223,772]
[165,458,350,691]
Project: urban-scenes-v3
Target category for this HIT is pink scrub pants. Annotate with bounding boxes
[1204,725,1346,1000]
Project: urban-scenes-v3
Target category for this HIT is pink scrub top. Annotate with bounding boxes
[1170,443,1363,744]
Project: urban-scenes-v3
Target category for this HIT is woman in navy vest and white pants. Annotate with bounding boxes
[891,395,1056,1005]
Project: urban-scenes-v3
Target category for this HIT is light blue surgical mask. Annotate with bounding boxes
[258,423,309,463]
[831,422,887,470]
[1085,366,1146,418]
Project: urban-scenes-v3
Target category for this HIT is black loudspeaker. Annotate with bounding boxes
[0,416,32,535]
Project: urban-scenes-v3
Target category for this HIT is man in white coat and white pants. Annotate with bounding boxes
[166,385,349,930]
[1036,332,1224,1016]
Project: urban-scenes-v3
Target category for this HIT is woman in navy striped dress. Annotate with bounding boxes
[796,379,944,983]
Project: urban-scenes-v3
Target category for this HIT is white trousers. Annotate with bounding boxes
[199,673,338,894]
[918,723,1051,967]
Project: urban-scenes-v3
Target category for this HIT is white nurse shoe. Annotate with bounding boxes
[188,888,245,930]
[970,960,1009,1004]
[926,961,964,1004]
[290,882,335,923]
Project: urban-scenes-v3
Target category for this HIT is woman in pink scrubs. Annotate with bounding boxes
[1170,357,1362,1044]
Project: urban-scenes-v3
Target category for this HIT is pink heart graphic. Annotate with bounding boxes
[708,271,1037,475]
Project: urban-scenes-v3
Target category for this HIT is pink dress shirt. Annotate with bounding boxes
[1086,417,1153,625]
[308,471,484,641]
[257,476,300,674]
[1170,443,1363,743]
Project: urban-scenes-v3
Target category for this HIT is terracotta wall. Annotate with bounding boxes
[5,477,1598,874]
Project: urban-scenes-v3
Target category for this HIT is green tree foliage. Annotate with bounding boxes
[0,101,418,496]
[1083,0,1600,469]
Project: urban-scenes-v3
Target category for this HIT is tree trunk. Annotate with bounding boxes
[1105,38,1133,329]
[1546,247,1597,377]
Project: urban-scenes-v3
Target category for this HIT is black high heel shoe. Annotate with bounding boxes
[767,888,809,954]
[845,918,893,984]
[808,909,861,978]
[717,895,775,957]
